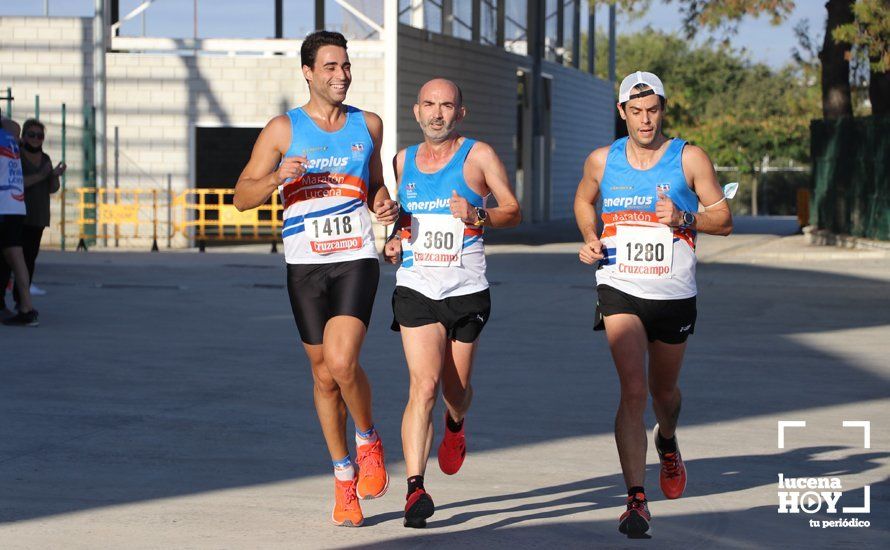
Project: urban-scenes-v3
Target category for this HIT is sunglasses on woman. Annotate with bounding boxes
[25,131,45,139]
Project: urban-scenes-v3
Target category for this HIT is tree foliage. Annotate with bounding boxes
[833,0,890,72]
[582,28,820,170]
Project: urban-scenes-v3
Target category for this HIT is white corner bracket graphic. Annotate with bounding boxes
[842,420,871,449]
[778,420,807,449]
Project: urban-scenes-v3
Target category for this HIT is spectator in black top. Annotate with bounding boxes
[0,118,64,310]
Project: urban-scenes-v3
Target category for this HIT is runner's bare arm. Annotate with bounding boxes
[574,147,607,264]
[234,115,306,211]
[383,149,408,264]
[364,112,399,225]
[681,145,733,236]
[470,142,521,228]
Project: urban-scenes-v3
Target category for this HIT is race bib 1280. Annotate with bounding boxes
[309,212,363,254]
[410,214,465,267]
[614,224,673,279]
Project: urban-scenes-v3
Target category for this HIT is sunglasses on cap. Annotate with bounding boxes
[25,131,45,139]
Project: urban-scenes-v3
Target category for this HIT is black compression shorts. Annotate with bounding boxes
[286,258,380,345]
[391,285,491,343]
[594,284,697,344]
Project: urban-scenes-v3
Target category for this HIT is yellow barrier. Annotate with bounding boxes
[74,188,168,250]
[173,188,282,249]
[57,186,283,251]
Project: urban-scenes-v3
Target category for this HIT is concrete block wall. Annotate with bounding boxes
[544,60,615,220]
[0,17,95,188]
[1,16,385,248]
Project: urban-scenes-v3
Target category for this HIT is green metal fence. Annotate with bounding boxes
[810,116,890,241]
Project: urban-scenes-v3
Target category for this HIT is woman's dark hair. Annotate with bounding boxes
[22,118,45,136]
[301,31,348,69]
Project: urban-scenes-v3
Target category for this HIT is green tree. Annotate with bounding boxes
[581,28,819,170]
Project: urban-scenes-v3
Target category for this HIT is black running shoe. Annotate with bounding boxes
[404,488,435,528]
[618,491,651,539]
[2,309,38,327]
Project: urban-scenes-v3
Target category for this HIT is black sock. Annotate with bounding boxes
[628,486,646,499]
[445,413,464,433]
[656,429,678,453]
[407,475,425,496]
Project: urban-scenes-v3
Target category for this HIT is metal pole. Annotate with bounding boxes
[556,0,565,64]
[93,0,107,209]
[275,0,283,38]
[44,0,49,16]
[193,0,198,41]
[61,103,67,251]
[608,3,616,82]
[472,0,481,42]
[315,0,324,31]
[167,173,172,248]
[383,0,399,197]
[114,126,119,247]
[496,0,505,47]
[588,1,595,75]
[442,0,453,35]
[6,87,11,118]
[572,0,581,68]
[35,95,40,120]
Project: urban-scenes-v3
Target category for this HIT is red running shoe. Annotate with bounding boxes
[618,491,651,539]
[653,423,687,499]
[437,413,466,475]
[404,488,435,528]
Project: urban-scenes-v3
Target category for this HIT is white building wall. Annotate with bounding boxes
[544,60,615,220]
[1,16,385,248]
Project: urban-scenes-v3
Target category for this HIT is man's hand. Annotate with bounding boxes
[374,199,399,225]
[655,191,681,227]
[275,156,308,184]
[579,237,604,265]
[383,236,402,264]
[52,162,67,177]
[449,190,477,224]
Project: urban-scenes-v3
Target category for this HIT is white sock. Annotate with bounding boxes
[332,455,355,481]
[355,425,379,447]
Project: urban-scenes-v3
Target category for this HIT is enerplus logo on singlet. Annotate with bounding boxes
[405,197,450,211]
[306,156,350,170]
[603,195,653,209]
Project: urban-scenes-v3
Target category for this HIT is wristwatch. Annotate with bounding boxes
[680,211,696,228]
[473,207,488,227]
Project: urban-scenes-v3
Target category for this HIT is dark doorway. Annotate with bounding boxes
[195,126,262,189]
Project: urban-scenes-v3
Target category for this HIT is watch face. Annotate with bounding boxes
[683,212,694,225]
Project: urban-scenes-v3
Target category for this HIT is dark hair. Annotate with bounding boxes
[301,31,348,69]
[22,118,45,135]
[619,84,665,110]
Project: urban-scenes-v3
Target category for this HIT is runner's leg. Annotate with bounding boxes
[400,323,447,477]
[604,313,649,489]
[648,340,686,439]
[441,338,477,423]
[303,343,349,460]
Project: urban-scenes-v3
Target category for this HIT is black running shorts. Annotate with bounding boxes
[391,285,491,343]
[0,214,25,249]
[286,258,380,345]
[594,284,697,344]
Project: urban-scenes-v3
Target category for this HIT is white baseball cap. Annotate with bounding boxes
[618,71,666,103]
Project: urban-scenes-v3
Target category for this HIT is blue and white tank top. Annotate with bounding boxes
[396,138,488,300]
[0,128,26,216]
[596,137,699,299]
[278,106,378,264]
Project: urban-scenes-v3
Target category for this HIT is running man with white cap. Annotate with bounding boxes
[574,71,732,538]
